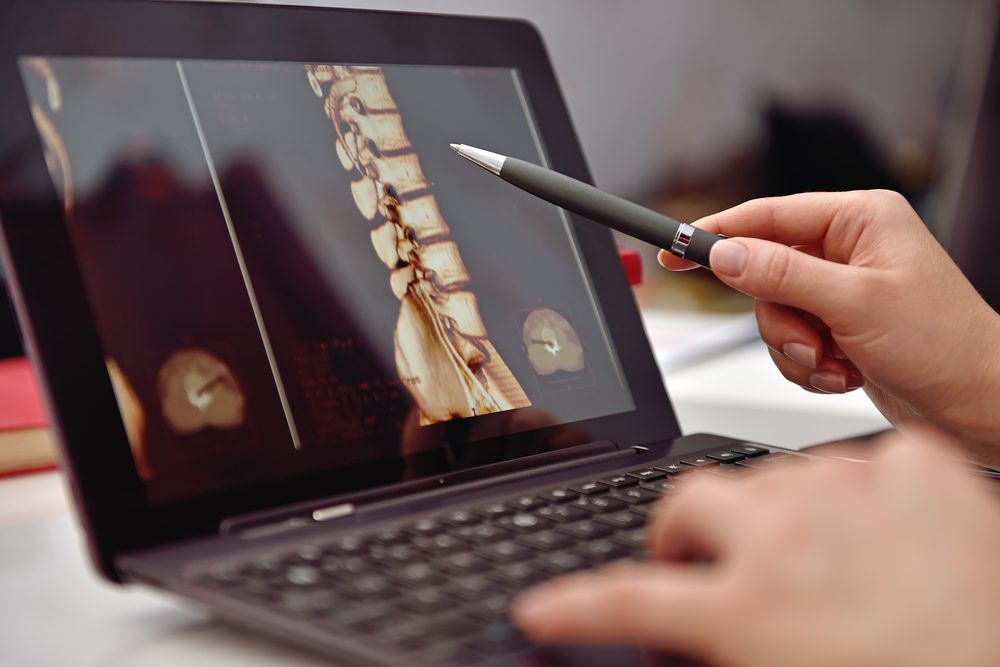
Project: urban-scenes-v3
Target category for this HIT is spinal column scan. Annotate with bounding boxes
[307,65,531,425]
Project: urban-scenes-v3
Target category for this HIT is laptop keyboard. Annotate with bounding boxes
[195,445,791,665]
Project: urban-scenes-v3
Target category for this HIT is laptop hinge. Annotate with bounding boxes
[222,439,640,539]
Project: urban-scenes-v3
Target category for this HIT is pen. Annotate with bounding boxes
[450,143,725,268]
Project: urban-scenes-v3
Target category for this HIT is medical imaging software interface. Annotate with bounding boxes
[19,58,634,502]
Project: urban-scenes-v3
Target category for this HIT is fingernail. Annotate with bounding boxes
[782,342,817,368]
[809,371,846,394]
[710,240,747,277]
[656,249,670,268]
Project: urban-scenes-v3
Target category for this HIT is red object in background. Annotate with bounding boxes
[617,247,642,286]
[0,357,47,431]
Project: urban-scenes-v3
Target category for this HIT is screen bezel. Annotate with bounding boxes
[0,0,681,580]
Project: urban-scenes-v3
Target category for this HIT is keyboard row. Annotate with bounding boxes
[195,444,793,664]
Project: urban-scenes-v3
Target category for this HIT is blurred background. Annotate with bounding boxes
[1,0,998,355]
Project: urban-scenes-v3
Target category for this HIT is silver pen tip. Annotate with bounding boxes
[448,143,506,175]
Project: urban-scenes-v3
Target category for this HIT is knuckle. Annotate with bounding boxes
[872,188,908,208]
[759,246,797,298]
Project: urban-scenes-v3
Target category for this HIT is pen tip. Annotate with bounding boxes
[449,143,461,153]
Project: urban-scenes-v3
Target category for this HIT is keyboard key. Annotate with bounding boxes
[579,539,631,560]
[490,562,548,587]
[476,502,515,519]
[395,586,454,614]
[595,510,646,529]
[640,479,675,493]
[286,544,324,564]
[707,450,746,463]
[749,451,803,467]
[469,621,530,655]
[370,527,408,545]
[655,462,692,475]
[466,593,515,621]
[439,509,480,526]
[506,495,547,511]
[705,464,749,479]
[234,577,278,601]
[569,481,605,495]
[344,573,397,597]
[516,529,575,551]
[733,444,769,458]
[449,573,498,599]
[200,565,241,588]
[476,540,534,562]
[389,562,447,587]
[404,518,445,536]
[558,519,615,539]
[283,565,322,588]
[320,555,370,578]
[626,468,667,482]
[598,474,636,488]
[613,527,647,549]
[538,488,579,503]
[327,535,369,556]
[497,512,551,532]
[534,550,590,574]
[242,555,283,577]
[455,523,514,544]
[535,503,591,522]
[573,495,628,512]
[610,487,660,505]
[680,456,716,467]
[437,551,491,574]
[411,533,468,555]
[631,503,659,517]
[376,544,422,565]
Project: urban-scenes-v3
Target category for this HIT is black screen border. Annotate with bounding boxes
[0,0,681,580]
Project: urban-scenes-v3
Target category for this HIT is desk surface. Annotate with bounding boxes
[0,338,888,667]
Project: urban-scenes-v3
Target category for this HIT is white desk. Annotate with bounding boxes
[0,338,888,667]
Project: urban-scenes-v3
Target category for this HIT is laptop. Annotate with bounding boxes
[0,1,814,665]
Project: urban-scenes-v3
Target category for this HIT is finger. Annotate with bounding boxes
[646,476,747,561]
[657,248,699,272]
[709,236,865,326]
[689,191,870,249]
[766,346,859,394]
[755,300,823,369]
[512,561,722,654]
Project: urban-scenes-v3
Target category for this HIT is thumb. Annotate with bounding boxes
[710,237,859,323]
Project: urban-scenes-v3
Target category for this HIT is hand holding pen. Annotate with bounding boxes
[451,150,1000,449]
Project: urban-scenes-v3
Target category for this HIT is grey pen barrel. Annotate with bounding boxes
[500,157,722,268]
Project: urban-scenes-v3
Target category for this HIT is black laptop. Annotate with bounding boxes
[0,2,811,665]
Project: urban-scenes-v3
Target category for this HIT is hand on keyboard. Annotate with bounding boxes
[513,427,1000,667]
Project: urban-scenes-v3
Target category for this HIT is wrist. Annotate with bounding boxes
[944,309,1000,466]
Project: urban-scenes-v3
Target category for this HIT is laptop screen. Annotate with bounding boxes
[17,57,635,503]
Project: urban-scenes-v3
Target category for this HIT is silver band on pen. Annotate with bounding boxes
[669,223,695,258]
